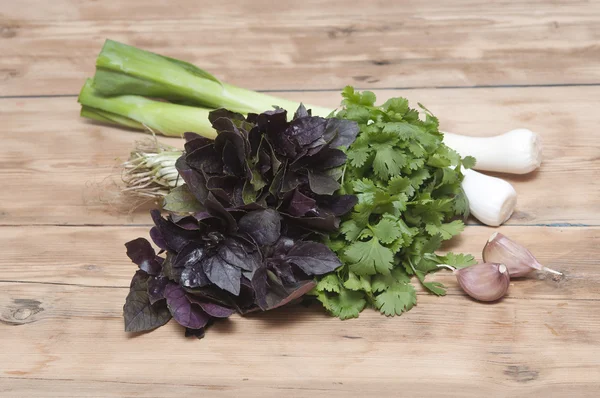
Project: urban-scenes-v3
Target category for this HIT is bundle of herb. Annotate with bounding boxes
[314,88,476,319]
[123,105,360,336]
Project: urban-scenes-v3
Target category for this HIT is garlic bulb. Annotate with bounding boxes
[443,129,542,174]
[483,232,562,277]
[461,169,517,226]
[454,262,510,302]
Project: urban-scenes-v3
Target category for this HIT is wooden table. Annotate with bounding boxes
[1,1,599,396]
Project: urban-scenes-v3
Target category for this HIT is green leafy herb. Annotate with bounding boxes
[316,87,474,319]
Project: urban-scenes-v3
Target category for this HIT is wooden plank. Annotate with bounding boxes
[1,86,598,225]
[2,0,600,95]
[1,282,599,397]
[0,225,597,301]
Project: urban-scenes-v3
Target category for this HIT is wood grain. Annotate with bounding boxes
[0,225,596,300]
[1,86,598,226]
[1,0,600,95]
[1,282,598,397]
[1,0,600,396]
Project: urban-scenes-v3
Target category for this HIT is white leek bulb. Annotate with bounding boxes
[443,129,542,174]
[461,169,517,226]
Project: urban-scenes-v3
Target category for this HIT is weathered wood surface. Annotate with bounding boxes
[1,0,599,396]
[2,0,600,95]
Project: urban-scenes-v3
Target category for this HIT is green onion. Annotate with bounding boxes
[78,79,216,138]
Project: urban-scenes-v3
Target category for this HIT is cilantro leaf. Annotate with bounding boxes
[441,252,477,269]
[462,155,476,169]
[375,283,416,316]
[345,237,394,276]
[425,220,465,240]
[318,288,367,320]
[371,216,401,244]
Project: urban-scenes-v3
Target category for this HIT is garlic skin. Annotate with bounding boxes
[461,169,517,226]
[454,262,510,302]
[483,232,562,277]
[443,129,542,174]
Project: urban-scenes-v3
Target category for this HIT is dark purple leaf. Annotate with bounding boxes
[162,252,182,282]
[324,118,360,148]
[204,193,237,233]
[147,275,169,304]
[202,255,242,295]
[164,283,211,329]
[218,238,261,271]
[299,148,347,170]
[150,210,201,252]
[285,241,342,275]
[174,241,206,268]
[251,267,268,309]
[149,227,167,251]
[267,260,297,284]
[294,103,311,119]
[180,262,211,288]
[307,171,341,195]
[124,276,171,332]
[185,286,234,308]
[175,157,209,204]
[285,116,328,147]
[285,189,316,217]
[238,209,281,246]
[184,133,213,153]
[283,213,340,232]
[209,109,246,125]
[130,269,149,288]
[186,295,235,318]
[317,194,358,216]
[125,238,162,275]
[174,216,201,230]
[265,280,317,310]
[186,144,223,175]
[271,236,295,258]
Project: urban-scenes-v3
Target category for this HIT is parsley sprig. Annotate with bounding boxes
[315,87,476,319]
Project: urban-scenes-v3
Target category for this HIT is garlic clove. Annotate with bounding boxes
[483,232,562,277]
[454,262,510,302]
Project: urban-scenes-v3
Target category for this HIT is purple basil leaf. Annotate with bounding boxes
[147,275,169,304]
[272,236,295,258]
[301,148,347,170]
[124,276,171,332]
[162,252,182,282]
[174,216,201,230]
[283,213,340,232]
[180,262,211,288]
[281,170,304,193]
[238,209,281,246]
[150,210,201,252]
[185,286,234,307]
[265,280,317,310]
[285,241,342,275]
[251,267,268,309]
[294,103,311,119]
[324,118,360,149]
[130,269,149,288]
[125,238,162,275]
[316,194,358,216]
[268,259,297,284]
[175,156,209,204]
[186,295,235,318]
[202,255,242,295]
[149,227,167,251]
[204,193,237,233]
[285,116,328,147]
[174,241,206,268]
[164,283,211,329]
[218,238,260,271]
[184,133,213,153]
[307,171,341,195]
[209,108,246,125]
[186,144,223,175]
[285,189,316,217]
